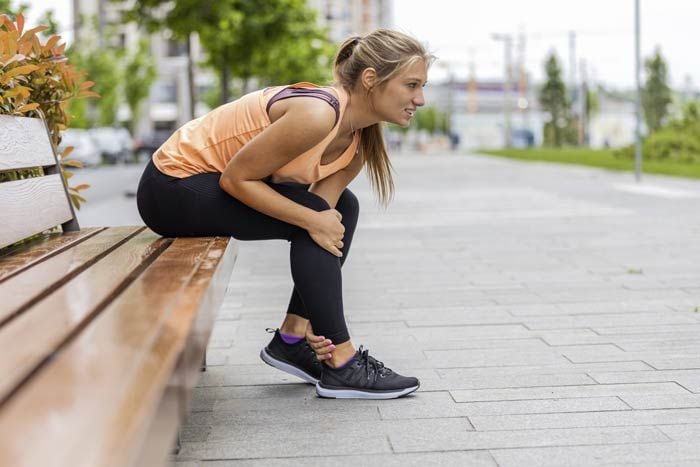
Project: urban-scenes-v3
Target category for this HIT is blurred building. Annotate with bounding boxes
[424,78,637,150]
[307,0,393,41]
[73,0,393,141]
[73,0,206,140]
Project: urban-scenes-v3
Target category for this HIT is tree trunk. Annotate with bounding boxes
[220,67,230,105]
[186,34,196,120]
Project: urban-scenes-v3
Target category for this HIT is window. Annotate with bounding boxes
[167,38,187,57]
[152,82,177,103]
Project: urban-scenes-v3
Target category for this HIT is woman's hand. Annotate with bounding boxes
[305,324,335,361]
[307,209,345,257]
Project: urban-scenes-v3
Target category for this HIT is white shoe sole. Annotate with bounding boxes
[260,348,319,384]
[315,382,419,399]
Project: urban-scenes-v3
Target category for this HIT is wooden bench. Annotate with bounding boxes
[0,115,238,467]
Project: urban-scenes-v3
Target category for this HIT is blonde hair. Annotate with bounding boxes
[334,29,435,205]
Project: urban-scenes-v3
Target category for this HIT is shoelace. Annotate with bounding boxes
[303,341,323,368]
[357,346,390,381]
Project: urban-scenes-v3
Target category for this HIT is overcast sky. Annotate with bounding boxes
[20,0,699,90]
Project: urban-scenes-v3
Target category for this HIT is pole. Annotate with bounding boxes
[467,57,478,113]
[579,59,587,145]
[186,34,196,120]
[447,69,454,137]
[517,31,529,128]
[492,33,513,148]
[505,35,513,147]
[634,0,643,181]
[569,31,577,93]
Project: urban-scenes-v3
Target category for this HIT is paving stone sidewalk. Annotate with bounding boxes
[172,152,700,466]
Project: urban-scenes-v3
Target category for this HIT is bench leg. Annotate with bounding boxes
[200,351,207,372]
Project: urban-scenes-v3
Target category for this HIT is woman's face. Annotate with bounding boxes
[371,60,428,127]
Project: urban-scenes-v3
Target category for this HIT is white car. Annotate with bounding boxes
[115,128,134,158]
[58,129,101,167]
[89,127,134,164]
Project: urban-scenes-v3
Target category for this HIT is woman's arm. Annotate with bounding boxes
[219,98,346,256]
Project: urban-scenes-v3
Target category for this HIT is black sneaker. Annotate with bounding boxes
[316,346,420,399]
[260,328,323,384]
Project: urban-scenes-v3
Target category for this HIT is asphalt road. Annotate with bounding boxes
[70,161,148,227]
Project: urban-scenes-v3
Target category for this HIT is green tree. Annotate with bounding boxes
[244,4,334,87]
[539,52,571,147]
[642,47,672,133]
[413,106,449,134]
[129,0,332,105]
[123,38,157,133]
[586,88,599,118]
[0,1,28,19]
[672,100,700,130]
[66,18,156,130]
[66,25,122,127]
[0,0,12,14]
[126,0,230,117]
[198,0,331,101]
[37,9,59,36]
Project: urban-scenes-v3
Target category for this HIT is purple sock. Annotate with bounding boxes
[280,331,304,344]
[334,353,356,369]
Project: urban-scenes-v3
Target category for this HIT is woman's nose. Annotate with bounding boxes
[414,90,425,107]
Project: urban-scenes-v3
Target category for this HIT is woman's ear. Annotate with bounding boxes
[360,67,377,91]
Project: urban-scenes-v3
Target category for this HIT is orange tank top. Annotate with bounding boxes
[152,82,360,184]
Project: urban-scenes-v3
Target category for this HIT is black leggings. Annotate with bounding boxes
[136,160,358,344]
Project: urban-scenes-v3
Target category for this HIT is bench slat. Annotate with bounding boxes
[0,229,170,404]
[0,226,144,327]
[108,238,237,466]
[0,227,104,283]
[0,236,235,467]
[0,115,56,170]
[0,174,74,249]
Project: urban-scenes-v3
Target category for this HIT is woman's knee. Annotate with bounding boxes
[271,183,331,212]
[336,189,359,222]
[305,192,331,212]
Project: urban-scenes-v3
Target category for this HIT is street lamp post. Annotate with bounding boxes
[634,0,643,181]
[492,33,513,148]
[435,61,454,144]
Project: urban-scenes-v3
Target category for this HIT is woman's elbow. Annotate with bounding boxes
[219,173,238,196]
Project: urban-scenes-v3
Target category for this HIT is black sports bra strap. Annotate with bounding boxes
[266,87,340,126]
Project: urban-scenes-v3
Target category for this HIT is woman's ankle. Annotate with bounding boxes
[279,314,308,337]
[324,341,356,368]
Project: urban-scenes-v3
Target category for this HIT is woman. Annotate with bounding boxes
[137,29,432,399]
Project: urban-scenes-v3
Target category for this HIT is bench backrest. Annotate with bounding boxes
[0,115,79,249]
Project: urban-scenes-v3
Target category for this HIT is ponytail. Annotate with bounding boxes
[334,36,362,68]
[360,123,393,205]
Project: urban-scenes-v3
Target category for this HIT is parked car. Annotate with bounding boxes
[58,129,101,167]
[115,127,135,160]
[89,127,133,164]
[133,130,171,161]
[512,128,535,148]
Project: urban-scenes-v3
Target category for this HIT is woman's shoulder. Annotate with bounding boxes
[277,97,337,134]
[266,85,338,132]
[265,82,342,101]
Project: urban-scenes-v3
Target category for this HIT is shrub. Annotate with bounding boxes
[543,119,578,147]
[614,101,700,163]
[0,13,97,208]
[644,128,700,163]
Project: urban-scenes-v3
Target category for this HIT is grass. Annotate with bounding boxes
[479,147,700,180]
